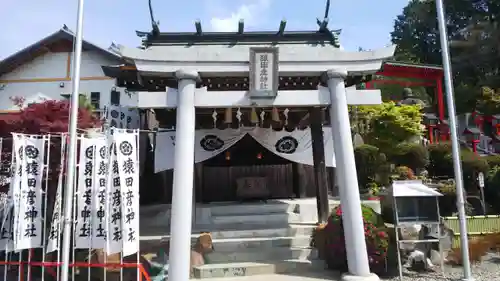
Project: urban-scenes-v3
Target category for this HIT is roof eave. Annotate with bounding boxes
[140,30,340,47]
[384,60,443,71]
[0,27,122,77]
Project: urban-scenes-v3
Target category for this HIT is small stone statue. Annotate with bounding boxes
[398,88,425,107]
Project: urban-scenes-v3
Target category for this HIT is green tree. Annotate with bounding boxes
[357,102,424,155]
[391,0,500,114]
[476,87,500,115]
[78,95,95,111]
[391,0,478,65]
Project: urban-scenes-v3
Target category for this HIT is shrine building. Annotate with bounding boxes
[103,18,395,281]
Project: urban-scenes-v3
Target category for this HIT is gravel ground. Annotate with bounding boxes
[382,253,500,281]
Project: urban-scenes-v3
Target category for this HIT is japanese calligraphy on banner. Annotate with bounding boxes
[92,138,108,249]
[114,130,139,256]
[106,137,122,254]
[249,47,278,98]
[75,136,95,249]
[46,138,66,253]
[16,135,46,250]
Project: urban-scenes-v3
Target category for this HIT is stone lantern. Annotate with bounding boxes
[423,113,439,144]
[463,127,482,153]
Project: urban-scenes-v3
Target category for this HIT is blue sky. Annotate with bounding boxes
[0,0,409,60]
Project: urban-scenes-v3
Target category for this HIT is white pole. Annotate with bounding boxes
[61,0,85,280]
[168,70,198,281]
[326,69,377,280]
[434,0,473,279]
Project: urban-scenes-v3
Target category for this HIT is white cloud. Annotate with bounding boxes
[209,0,270,32]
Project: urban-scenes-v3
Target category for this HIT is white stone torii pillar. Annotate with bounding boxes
[326,69,379,281]
[167,70,199,281]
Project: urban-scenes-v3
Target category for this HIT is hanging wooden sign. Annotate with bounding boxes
[249,47,279,99]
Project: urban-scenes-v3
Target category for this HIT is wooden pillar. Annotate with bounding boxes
[292,163,306,198]
[310,107,330,223]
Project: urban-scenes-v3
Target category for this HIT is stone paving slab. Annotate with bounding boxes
[202,272,341,281]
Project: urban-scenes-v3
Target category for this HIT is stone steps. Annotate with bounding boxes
[208,224,315,239]
[139,201,329,278]
[209,203,297,216]
[192,259,326,279]
[211,236,311,252]
[211,213,301,225]
[140,223,315,241]
[205,246,314,264]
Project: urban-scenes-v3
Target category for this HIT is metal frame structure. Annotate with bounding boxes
[390,180,445,281]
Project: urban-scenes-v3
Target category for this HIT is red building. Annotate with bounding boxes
[368,61,447,142]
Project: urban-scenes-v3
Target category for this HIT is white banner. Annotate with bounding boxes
[91,138,108,249]
[154,129,247,172]
[115,130,140,256]
[16,135,46,250]
[46,138,66,253]
[154,127,336,172]
[106,136,122,254]
[75,136,95,249]
[249,127,336,167]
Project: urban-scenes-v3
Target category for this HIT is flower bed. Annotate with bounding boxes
[312,205,391,274]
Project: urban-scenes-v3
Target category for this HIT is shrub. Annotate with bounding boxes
[427,143,489,190]
[486,166,500,213]
[391,143,429,172]
[448,239,490,265]
[427,143,454,178]
[393,166,415,180]
[357,102,423,154]
[310,223,328,259]
[448,233,500,265]
[354,145,385,189]
[435,179,456,195]
[0,100,100,192]
[461,151,489,190]
[485,155,500,168]
[316,205,389,274]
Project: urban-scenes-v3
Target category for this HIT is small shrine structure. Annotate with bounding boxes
[368,61,445,121]
[103,9,395,281]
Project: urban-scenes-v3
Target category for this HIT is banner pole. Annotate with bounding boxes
[61,0,85,280]
[434,0,473,280]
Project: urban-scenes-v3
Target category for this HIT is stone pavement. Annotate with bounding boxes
[203,272,342,281]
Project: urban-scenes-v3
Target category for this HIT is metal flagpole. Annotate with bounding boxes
[61,0,85,280]
[434,0,473,279]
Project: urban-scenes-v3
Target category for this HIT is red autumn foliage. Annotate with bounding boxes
[0,100,99,137]
[0,100,101,189]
